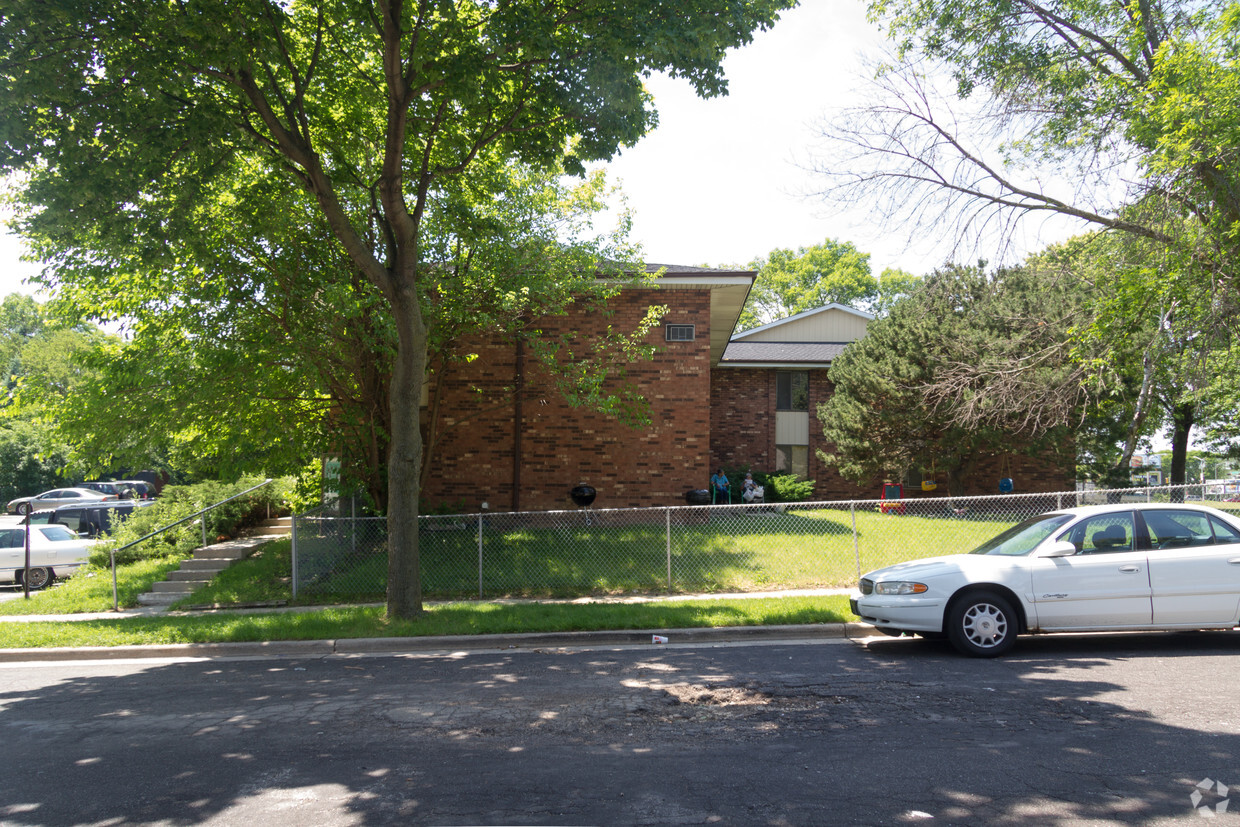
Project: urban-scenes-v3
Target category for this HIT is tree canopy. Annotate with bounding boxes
[738,238,920,329]
[818,263,1078,495]
[818,0,1240,332]
[0,294,113,502]
[1,0,796,617]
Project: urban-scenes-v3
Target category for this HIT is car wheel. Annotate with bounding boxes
[22,567,51,591]
[16,502,30,515]
[947,591,1018,657]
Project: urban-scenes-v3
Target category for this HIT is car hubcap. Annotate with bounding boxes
[963,603,1007,648]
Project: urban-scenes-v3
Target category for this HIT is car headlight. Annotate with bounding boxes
[874,581,928,595]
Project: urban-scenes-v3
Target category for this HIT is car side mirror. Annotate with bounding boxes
[1038,540,1079,558]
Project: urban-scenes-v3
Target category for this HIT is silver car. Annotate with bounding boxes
[6,487,112,516]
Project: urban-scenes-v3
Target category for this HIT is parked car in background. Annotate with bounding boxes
[0,523,95,589]
[7,487,113,516]
[47,500,156,538]
[852,502,1240,657]
[77,481,129,497]
[113,480,156,499]
[80,480,157,500]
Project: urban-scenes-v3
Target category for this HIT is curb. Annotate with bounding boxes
[0,623,874,663]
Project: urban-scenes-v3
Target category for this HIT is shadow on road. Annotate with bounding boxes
[0,630,1237,824]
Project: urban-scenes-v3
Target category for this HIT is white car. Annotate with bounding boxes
[7,487,113,515]
[851,502,1240,657]
[0,524,95,590]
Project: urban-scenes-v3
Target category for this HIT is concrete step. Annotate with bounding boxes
[193,545,251,561]
[137,592,181,606]
[134,534,280,610]
[178,558,235,573]
[150,580,198,594]
[239,521,292,539]
[166,566,229,582]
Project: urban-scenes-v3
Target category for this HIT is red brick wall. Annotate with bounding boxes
[710,367,870,500]
[421,288,714,512]
[709,368,773,472]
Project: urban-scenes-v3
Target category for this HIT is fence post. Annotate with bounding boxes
[291,514,299,601]
[666,507,672,592]
[478,511,484,599]
[851,502,861,581]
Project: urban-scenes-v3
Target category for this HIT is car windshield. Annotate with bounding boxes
[969,513,1074,556]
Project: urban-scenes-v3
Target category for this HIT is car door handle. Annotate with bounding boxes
[1229,558,1240,565]
[1119,565,1141,573]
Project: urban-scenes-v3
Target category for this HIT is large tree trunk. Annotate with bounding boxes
[1168,401,1196,503]
[386,291,429,618]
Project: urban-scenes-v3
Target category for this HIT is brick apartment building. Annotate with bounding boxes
[419,265,1074,512]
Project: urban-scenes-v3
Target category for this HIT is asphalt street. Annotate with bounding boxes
[2,630,1239,825]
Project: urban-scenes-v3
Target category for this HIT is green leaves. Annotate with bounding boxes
[740,238,898,329]
[2,0,800,615]
[818,262,1079,493]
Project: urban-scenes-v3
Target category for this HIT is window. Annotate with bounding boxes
[37,525,78,542]
[55,510,84,532]
[776,372,808,411]
[1211,516,1240,544]
[1058,513,1135,554]
[775,444,809,479]
[665,324,695,342]
[1144,510,1215,549]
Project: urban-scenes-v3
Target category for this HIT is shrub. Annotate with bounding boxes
[90,476,290,567]
[752,472,816,503]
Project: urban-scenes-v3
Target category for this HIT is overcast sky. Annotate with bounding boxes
[0,0,1086,297]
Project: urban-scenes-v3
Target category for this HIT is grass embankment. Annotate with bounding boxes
[0,595,854,649]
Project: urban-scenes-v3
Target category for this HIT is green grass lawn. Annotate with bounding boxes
[296,507,1017,600]
[0,557,186,615]
[0,594,854,649]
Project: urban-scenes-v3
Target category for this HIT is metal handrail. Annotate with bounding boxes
[108,478,274,611]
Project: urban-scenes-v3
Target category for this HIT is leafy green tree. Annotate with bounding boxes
[0,416,67,504]
[740,240,876,329]
[0,294,43,390]
[1,0,795,618]
[818,263,1077,495]
[0,295,97,500]
[874,268,921,317]
[1058,229,1236,490]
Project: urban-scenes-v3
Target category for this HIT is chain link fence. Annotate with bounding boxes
[291,484,1240,602]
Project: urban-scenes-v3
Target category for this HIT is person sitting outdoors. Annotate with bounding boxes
[710,468,730,503]
[741,472,764,503]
